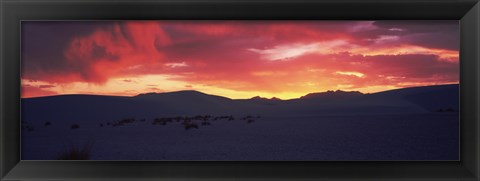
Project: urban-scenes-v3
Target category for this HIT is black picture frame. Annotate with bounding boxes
[1,0,479,180]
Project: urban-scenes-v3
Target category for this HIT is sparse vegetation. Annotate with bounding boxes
[71,124,80,129]
[111,118,136,127]
[26,114,259,134]
[152,118,171,125]
[139,115,258,129]
[39,115,261,132]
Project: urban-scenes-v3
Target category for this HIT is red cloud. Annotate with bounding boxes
[22,85,58,98]
[21,21,459,98]
[163,52,457,93]
[37,22,171,83]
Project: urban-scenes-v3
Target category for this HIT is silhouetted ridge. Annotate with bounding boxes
[300,90,364,99]
[372,84,458,96]
[135,90,203,97]
[21,84,459,121]
[135,90,231,100]
[250,96,282,101]
[367,84,459,112]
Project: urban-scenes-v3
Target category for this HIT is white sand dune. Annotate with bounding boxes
[20,84,459,160]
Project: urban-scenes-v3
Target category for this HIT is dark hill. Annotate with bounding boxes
[21,84,459,122]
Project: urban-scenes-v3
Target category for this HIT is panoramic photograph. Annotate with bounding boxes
[21,21,459,160]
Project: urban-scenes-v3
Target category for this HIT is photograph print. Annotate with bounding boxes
[21,21,459,160]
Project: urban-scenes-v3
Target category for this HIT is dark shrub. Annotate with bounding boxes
[243,115,253,120]
[153,118,168,125]
[184,123,199,130]
[445,108,456,112]
[44,121,52,126]
[100,123,103,127]
[119,118,135,124]
[71,124,80,129]
[181,120,192,125]
[247,119,255,123]
[437,108,457,112]
[56,140,94,160]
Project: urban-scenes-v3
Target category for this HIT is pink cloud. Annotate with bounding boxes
[21,21,459,97]
[22,85,58,98]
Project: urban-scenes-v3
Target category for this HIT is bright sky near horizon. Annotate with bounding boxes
[21,21,459,99]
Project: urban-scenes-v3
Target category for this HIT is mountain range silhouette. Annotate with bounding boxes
[21,84,459,122]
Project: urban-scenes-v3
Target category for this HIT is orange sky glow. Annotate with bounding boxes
[21,21,459,99]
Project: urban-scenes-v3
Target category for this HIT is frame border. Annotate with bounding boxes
[1,0,479,180]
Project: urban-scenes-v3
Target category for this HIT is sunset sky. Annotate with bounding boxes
[21,21,459,99]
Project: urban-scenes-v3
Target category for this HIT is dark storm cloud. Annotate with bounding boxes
[21,21,115,80]
[372,21,459,50]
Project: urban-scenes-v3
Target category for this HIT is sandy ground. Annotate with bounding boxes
[21,113,459,160]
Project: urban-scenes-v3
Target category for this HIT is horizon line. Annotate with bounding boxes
[21,83,459,100]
